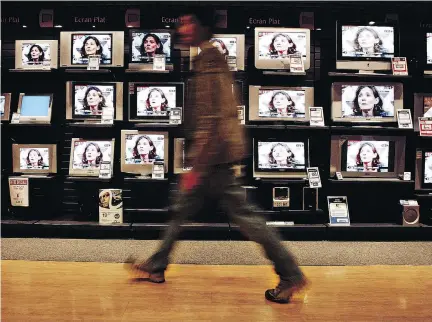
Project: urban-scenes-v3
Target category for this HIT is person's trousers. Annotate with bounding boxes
[145,164,304,284]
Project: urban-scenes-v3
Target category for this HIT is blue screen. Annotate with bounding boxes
[20,95,51,117]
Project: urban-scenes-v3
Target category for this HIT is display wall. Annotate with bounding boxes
[1,1,431,241]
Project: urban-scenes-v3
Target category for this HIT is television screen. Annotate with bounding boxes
[341,25,394,58]
[21,43,52,66]
[257,31,307,61]
[0,96,5,116]
[136,86,176,117]
[197,37,237,58]
[19,147,49,170]
[345,140,390,173]
[424,152,432,184]
[257,141,306,169]
[71,33,112,65]
[73,84,115,116]
[124,133,165,164]
[341,85,394,118]
[424,96,432,117]
[72,140,113,170]
[258,89,305,118]
[427,33,432,65]
[20,95,51,116]
[130,31,171,63]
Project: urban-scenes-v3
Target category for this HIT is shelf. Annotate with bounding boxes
[255,178,308,184]
[132,222,229,230]
[124,177,169,182]
[133,123,179,128]
[64,69,112,73]
[125,69,171,74]
[263,71,307,76]
[9,68,54,73]
[65,122,115,128]
[328,71,412,79]
[330,125,412,132]
[328,178,414,183]
[8,123,53,127]
[66,176,113,182]
[414,193,432,199]
[245,124,329,130]
[11,175,56,180]
[124,208,169,213]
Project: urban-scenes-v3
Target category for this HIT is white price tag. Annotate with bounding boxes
[9,177,29,207]
[335,172,344,180]
[307,167,322,188]
[419,117,432,136]
[237,105,245,125]
[227,56,237,71]
[391,57,408,76]
[11,113,20,124]
[99,161,112,179]
[397,109,413,129]
[403,172,411,181]
[87,55,100,71]
[152,161,165,179]
[309,107,325,126]
[289,54,305,73]
[153,54,166,71]
[169,107,182,125]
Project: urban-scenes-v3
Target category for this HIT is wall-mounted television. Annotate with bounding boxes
[330,135,406,179]
[12,144,57,175]
[331,82,403,124]
[415,149,432,191]
[128,82,184,123]
[173,138,193,174]
[66,81,123,121]
[253,136,309,179]
[17,93,53,123]
[69,138,115,177]
[120,130,169,176]
[128,29,173,70]
[190,34,245,71]
[1,93,11,121]
[414,93,432,131]
[60,31,124,68]
[14,40,58,70]
[336,21,399,71]
[254,27,311,70]
[248,85,314,122]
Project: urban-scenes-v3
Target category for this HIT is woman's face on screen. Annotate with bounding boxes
[85,39,99,55]
[144,36,159,55]
[86,145,99,162]
[149,91,164,108]
[137,138,152,155]
[273,93,290,109]
[360,145,376,164]
[30,47,42,59]
[86,90,102,107]
[272,145,289,163]
[28,150,40,164]
[357,87,378,111]
[357,30,378,50]
[273,35,290,52]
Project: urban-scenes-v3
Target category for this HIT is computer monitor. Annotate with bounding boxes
[60,31,124,68]
[12,144,57,174]
[190,34,245,71]
[415,149,432,191]
[69,138,115,177]
[336,21,398,71]
[15,40,58,69]
[128,82,184,123]
[120,130,169,176]
[331,82,403,124]
[128,29,173,70]
[330,135,406,179]
[173,138,193,174]
[1,93,11,121]
[249,85,314,123]
[66,81,123,121]
[17,93,53,123]
[254,27,311,70]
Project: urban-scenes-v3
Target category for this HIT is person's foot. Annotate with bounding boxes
[265,276,309,304]
[124,256,165,283]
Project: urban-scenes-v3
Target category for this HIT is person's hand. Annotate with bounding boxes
[180,171,200,191]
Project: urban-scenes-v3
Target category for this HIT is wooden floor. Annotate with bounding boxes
[2,261,432,321]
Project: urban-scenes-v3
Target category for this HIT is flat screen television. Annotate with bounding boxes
[330,135,406,179]
[173,138,193,174]
[69,138,115,177]
[1,93,11,121]
[336,21,399,71]
[415,149,432,191]
[128,82,184,123]
[249,85,314,122]
[66,81,123,121]
[17,93,53,123]
[60,31,124,68]
[190,34,245,71]
[12,144,57,174]
[14,40,58,70]
[253,137,309,179]
[331,82,403,124]
[120,130,169,176]
[425,32,432,75]
[128,29,173,70]
[414,93,432,131]
[254,27,311,70]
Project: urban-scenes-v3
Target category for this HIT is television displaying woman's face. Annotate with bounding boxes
[357,87,378,111]
[86,89,102,107]
[28,150,41,164]
[84,38,100,56]
[357,29,379,50]
[136,137,152,155]
[273,93,290,109]
[30,46,43,60]
[149,90,165,108]
[273,35,290,52]
[211,41,225,54]
[143,36,159,54]
[359,145,377,164]
[272,145,290,163]
[86,144,100,162]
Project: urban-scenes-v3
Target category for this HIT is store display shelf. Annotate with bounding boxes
[13,175,57,180]
[124,208,169,213]
[414,193,432,199]
[263,71,307,76]
[7,123,53,127]
[256,178,308,184]
[328,178,414,183]
[133,123,179,128]
[66,176,113,182]
[245,124,329,130]
[64,69,112,73]
[65,122,115,128]
[132,222,229,230]
[328,71,412,79]
[330,125,412,133]
[125,69,171,74]
[124,177,169,182]
[9,68,54,73]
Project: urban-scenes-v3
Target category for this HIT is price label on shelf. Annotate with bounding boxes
[153,54,166,71]
[289,54,305,73]
[169,107,182,125]
[419,117,432,136]
[391,57,408,76]
[307,167,322,188]
[11,113,20,124]
[99,161,112,179]
[309,107,325,127]
[152,161,165,179]
[397,109,413,129]
[87,55,100,71]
